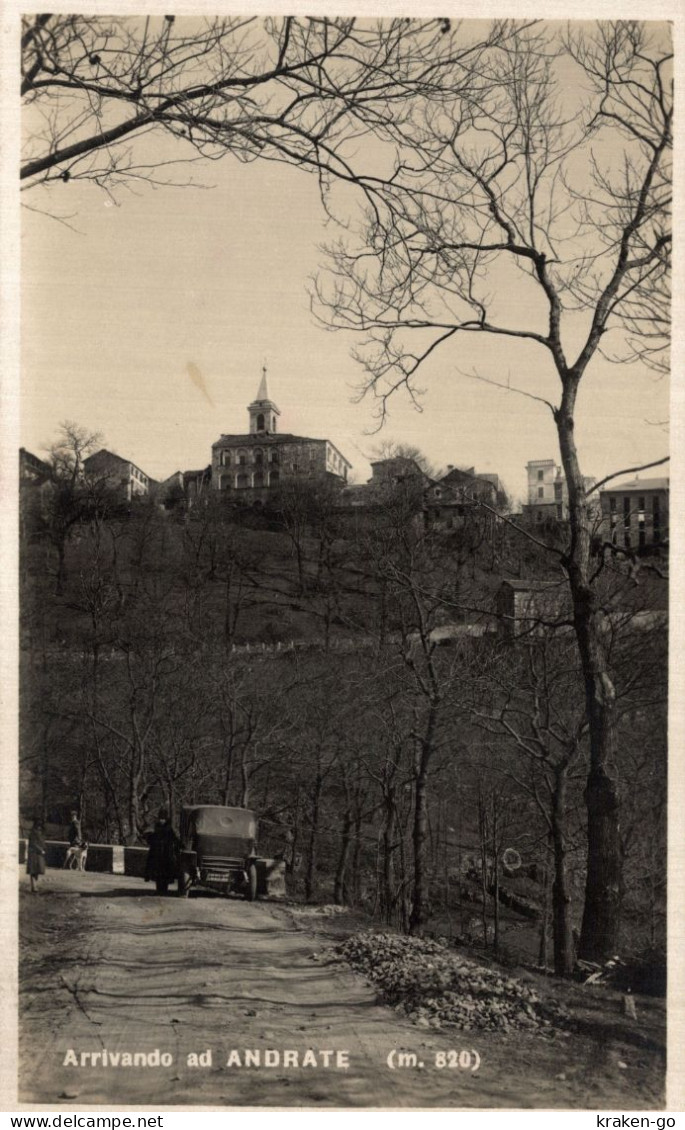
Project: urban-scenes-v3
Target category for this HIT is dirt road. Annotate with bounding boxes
[19,870,665,1109]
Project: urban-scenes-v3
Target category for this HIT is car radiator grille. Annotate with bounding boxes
[201,856,243,876]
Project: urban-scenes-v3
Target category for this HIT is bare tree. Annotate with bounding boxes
[36,421,104,593]
[315,20,671,961]
[21,16,508,202]
[467,637,588,974]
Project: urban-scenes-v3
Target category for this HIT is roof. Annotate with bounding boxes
[601,477,669,494]
[84,448,128,467]
[213,433,352,468]
[84,448,150,478]
[213,433,326,447]
[438,467,496,491]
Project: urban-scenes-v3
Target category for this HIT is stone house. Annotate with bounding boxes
[425,465,502,529]
[83,449,152,501]
[158,466,212,509]
[599,476,669,552]
[495,579,571,638]
[523,459,597,523]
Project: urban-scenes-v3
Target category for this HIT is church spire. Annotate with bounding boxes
[256,363,270,403]
[248,364,280,435]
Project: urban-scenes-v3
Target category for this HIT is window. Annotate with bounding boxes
[623,497,631,528]
[236,473,249,489]
[554,482,562,499]
[269,469,280,486]
[256,413,265,432]
[609,496,616,512]
[537,487,544,499]
[638,496,645,513]
[653,495,661,543]
[253,472,264,488]
[270,450,279,464]
[537,469,544,481]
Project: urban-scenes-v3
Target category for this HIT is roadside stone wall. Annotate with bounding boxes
[19,840,286,898]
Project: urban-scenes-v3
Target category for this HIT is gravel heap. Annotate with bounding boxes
[335,931,569,1033]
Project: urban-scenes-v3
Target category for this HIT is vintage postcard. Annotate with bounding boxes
[2,1,681,1113]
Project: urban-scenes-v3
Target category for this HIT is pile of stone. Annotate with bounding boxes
[335,931,569,1033]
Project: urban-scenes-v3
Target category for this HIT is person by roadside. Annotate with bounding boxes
[63,810,85,869]
[27,818,46,893]
[145,809,179,895]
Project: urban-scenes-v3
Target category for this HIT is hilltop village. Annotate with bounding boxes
[20,371,670,558]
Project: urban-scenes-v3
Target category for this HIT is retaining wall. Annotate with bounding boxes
[18,840,287,898]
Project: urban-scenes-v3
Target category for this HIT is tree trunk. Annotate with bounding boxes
[381,790,397,924]
[351,811,363,903]
[334,810,353,904]
[478,791,490,946]
[305,772,322,902]
[409,709,436,933]
[221,739,234,806]
[491,797,500,953]
[55,541,66,595]
[557,389,622,960]
[551,767,575,976]
[538,859,550,969]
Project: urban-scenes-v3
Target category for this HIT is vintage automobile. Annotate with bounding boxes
[177,805,259,900]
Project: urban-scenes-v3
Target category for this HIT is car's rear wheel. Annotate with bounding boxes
[245,863,258,902]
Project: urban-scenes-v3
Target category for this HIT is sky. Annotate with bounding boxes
[18,17,671,504]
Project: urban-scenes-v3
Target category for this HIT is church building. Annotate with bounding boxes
[211,371,352,496]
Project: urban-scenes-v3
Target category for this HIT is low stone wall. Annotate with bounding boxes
[19,839,286,898]
[124,846,148,878]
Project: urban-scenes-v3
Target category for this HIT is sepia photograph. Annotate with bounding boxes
[10,9,673,1110]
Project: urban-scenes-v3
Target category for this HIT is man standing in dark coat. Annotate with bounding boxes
[145,809,179,895]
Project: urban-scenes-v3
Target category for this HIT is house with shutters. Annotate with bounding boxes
[599,476,669,552]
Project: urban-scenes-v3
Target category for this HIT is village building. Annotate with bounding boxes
[19,447,51,483]
[599,476,669,552]
[522,459,597,522]
[19,448,53,530]
[495,579,571,638]
[158,466,212,510]
[82,449,152,501]
[425,465,504,529]
[211,371,351,499]
[341,455,429,508]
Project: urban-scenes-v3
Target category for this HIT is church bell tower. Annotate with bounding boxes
[248,366,280,435]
